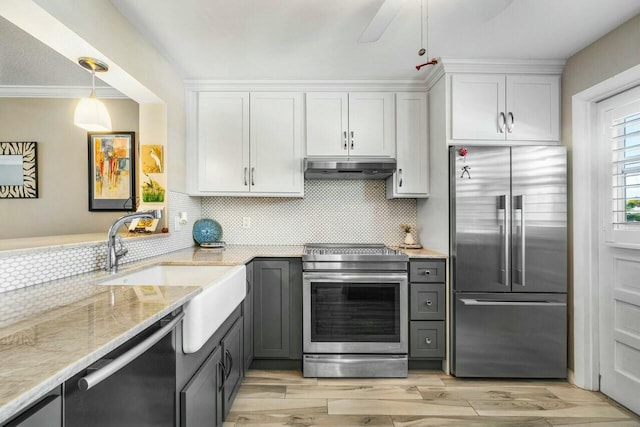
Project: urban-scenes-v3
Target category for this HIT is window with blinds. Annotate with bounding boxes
[611,112,640,226]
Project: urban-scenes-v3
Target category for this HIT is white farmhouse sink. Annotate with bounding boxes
[98,264,246,353]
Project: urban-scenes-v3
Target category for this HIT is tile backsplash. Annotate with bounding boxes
[202,180,417,245]
[1,182,417,293]
[0,191,200,293]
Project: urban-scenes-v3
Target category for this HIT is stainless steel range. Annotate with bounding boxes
[302,244,409,378]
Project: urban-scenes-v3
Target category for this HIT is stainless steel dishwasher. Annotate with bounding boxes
[64,311,183,427]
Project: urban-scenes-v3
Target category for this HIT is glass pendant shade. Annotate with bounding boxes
[74,95,112,132]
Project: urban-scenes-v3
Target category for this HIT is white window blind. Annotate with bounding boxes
[611,111,640,226]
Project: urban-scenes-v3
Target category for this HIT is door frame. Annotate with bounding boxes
[572,63,640,390]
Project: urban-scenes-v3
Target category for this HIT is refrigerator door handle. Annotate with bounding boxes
[514,195,526,287]
[460,299,564,307]
[498,195,509,287]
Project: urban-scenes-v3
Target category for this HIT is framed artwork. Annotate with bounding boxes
[0,141,38,199]
[140,144,164,173]
[88,132,135,211]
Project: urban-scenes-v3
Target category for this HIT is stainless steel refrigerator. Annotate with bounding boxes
[450,145,567,378]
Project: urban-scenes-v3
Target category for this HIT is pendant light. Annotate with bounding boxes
[74,57,112,132]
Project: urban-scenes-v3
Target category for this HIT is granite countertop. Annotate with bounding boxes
[392,247,448,259]
[0,244,302,423]
[0,243,441,423]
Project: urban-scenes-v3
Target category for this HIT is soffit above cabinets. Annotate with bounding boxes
[110,0,640,80]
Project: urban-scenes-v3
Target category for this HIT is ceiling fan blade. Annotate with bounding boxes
[358,0,409,43]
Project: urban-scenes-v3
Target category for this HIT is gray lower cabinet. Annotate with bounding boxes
[221,318,243,421]
[253,259,302,360]
[177,306,243,427]
[3,389,61,427]
[180,347,222,427]
[243,261,254,373]
[409,259,446,360]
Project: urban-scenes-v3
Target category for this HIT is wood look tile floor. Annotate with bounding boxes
[225,370,640,427]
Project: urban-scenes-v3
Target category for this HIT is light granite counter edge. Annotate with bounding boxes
[0,287,201,425]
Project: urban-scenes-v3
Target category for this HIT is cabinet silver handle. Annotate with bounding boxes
[425,299,432,306]
[244,167,248,186]
[343,131,348,150]
[498,112,506,133]
[217,361,225,391]
[421,270,431,275]
[224,349,233,379]
[78,312,184,391]
[350,131,354,149]
[398,169,403,187]
[251,167,255,186]
[425,338,432,344]
[507,112,515,133]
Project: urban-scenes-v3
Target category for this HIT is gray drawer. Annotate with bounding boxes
[410,260,445,283]
[410,283,445,320]
[410,321,445,359]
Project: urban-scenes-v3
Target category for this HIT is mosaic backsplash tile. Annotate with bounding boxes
[202,180,417,246]
[1,182,417,293]
[0,191,200,293]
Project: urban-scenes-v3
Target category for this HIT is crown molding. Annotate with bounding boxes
[425,57,566,89]
[184,79,429,92]
[0,85,127,99]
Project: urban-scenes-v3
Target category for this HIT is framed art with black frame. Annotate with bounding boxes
[88,132,136,211]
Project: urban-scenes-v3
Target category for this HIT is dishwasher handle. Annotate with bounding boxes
[78,312,185,391]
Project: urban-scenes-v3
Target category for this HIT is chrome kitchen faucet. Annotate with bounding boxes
[105,209,162,273]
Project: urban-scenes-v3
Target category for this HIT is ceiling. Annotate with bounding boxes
[0,16,111,87]
[110,0,640,81]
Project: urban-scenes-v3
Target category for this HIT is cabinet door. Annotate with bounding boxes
[198,92,250,192]
[243,262,254,373]
[348,92,395,157]
[222,319,243,420]
[506,75,560,141]
[450,74,506,141]
[391,92,429,197]
[306,92,349,157]
[180,347,222,427]
[249,92,303,194]
[253,260,291,358]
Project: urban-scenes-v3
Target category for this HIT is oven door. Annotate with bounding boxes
[303,272,408,354]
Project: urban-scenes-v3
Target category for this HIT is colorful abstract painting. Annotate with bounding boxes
[88,132,135,211]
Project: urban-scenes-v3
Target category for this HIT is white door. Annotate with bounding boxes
[249,92,303,195]
[506,75,560,141]
[597,85,640,415]
[450,74,506,141]
[305,92,348,157]
[348,92,395,157]
[197,92,249,193]
[392,92,429,197]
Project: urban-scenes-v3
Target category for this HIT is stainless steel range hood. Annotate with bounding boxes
[304,158,396,179]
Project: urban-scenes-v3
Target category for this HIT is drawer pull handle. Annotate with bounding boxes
[425,300,432,306]
[425,338,432,344]
[421,270,431,275]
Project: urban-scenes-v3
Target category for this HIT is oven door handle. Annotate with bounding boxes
[302,272,408,283]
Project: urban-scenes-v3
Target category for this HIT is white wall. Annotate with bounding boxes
[562,13,640,372]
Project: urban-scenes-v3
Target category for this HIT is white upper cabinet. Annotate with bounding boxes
[305,92,348,157]
[249,92,303,195]
[450,73,560,143]
[190,91,303,197]
[306,92,395,157]
[387,92,429,198]
[197,92,250,193]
